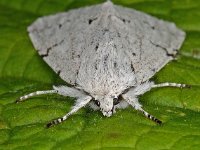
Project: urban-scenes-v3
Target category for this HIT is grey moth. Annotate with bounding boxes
[17,1,186,127]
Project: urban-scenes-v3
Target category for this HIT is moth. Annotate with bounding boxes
[17,1,186,127]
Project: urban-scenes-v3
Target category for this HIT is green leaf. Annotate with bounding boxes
[0,0,200,149]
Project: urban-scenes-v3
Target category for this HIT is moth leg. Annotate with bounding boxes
[152,82,188,88]
[16,85,87,103]
[47,95,92,128]
[16,90,57,103]
[122,82,162,124]
[130,81,189,96]
[122,93,162,124]
[136,105,162,124]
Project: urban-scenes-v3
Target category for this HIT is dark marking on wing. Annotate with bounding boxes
[131,63,135,73]
[151,68,156,72]
[41,47,52,57]
[95,63,98,70]
[116,16,131,24]
[103,28,109,35]
[95,43,99,51]
[41,39,64,58]
[114,62,117,68]
[150,41,177,58]
[57,70,61,76]
[143,21,155,30]
[88,17,97,25]
[58,24,62,29]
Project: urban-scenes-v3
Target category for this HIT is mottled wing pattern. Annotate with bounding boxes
[28,5,101,85]
[28,2,185,87]
[114,5,185,84]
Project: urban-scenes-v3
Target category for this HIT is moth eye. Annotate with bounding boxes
[95,100,100,107]
[113,97,119,105]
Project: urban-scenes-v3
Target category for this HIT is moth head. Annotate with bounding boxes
[94,95,119,117]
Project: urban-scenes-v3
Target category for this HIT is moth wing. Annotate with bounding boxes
[28,1,185,86]
[27,5,101,85]
[114,5,185,84]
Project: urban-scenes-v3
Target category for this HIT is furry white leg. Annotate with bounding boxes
[121,81,189,124]
[16,90,57,103]
[16,85,91,127]
[122,82,162,124]
[129,81,189,97]
[47,96,92,127]
[136,106,162,124]
[122,94,162,124]
[16,85,87,103]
